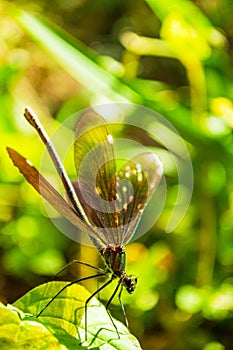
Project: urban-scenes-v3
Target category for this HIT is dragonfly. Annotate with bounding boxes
[7,107,163,341]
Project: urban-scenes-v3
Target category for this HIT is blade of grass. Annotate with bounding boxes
[13,10,141,104]
[11,9,221,146]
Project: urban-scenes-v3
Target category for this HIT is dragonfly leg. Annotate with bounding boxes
[36,273,106,318]
[118,285,129,328]
[54,259,106,278]
[84,277,114,341]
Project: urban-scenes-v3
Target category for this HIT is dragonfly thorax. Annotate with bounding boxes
[100,245,137,294]
[100,245,126,277]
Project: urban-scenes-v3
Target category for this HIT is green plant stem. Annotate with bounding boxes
[196,167,217,287]
[183,57,207,123]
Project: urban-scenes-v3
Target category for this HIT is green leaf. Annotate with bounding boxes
[0,302,63,349]
[11,281,142,349]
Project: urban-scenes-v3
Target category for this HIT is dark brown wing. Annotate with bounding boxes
[6,147,105,246]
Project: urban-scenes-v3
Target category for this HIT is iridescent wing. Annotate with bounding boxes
[73,112,118,228]
[74,111,116,202]
[74,153,163,247]
[116,152,163,245]
[73,114,163,245]
[93,152,163,246]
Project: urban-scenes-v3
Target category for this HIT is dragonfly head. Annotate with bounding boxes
[122,275,137,294]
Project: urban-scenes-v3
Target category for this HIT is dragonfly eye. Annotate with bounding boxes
[123,275,137,294]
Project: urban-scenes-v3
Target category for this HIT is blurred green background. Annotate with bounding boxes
[0,1,233,349]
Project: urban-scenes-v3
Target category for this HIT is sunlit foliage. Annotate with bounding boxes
[0,1,232,349]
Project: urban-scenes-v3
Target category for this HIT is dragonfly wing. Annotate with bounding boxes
[74,111,116,202]
[116,152,163,245]
[73,112,123,246]
[6,147,98,238]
